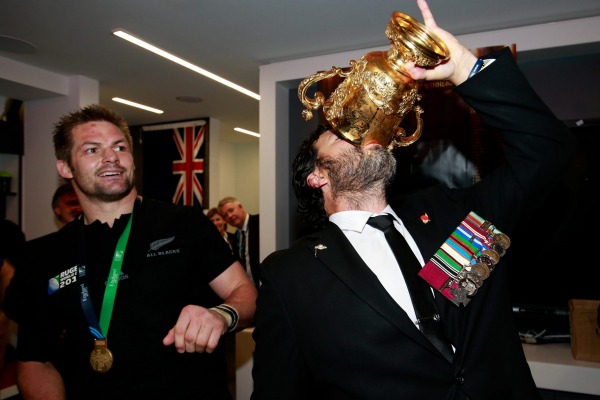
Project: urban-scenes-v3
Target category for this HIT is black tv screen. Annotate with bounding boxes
[506,124,598,313]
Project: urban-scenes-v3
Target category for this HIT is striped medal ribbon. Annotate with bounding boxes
[418,211,510,306]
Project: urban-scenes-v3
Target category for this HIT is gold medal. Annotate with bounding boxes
[90,338,113,373]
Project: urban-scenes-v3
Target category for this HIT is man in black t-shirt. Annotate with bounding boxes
[3,105,256,399]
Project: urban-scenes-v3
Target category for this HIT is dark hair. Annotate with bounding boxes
[0,219,25,269]
[51,182,76,208]
[206,207,223,219]
[52,104,132,164]
[291,124,330,230]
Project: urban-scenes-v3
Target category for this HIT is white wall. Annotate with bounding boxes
[0,58,260,240]
[233,143,260,215]
[208,139,259,216]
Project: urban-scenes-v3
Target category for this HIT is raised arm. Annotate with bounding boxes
[406,0,477,86]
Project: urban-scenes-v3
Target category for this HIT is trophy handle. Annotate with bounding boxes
[298,66,352,121]
[392,105,424,148]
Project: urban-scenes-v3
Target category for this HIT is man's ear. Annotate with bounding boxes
[307,172,327,189]
[56,160,73,179]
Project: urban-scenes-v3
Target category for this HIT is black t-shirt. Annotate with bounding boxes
[9,198,236,399]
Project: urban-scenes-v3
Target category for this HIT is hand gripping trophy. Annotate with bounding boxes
[298,11,449,149]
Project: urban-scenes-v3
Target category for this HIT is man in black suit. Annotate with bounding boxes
[251,1,575,399]
[218,196,260,287]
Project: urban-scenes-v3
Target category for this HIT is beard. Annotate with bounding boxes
[71,164,135,202]
[317,145,396,204]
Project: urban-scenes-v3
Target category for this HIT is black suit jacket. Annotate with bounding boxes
[226,231,239,257]
[246,214,260,287]
[251,49,576,400]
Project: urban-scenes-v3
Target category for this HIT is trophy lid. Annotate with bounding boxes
[386,12,449,67]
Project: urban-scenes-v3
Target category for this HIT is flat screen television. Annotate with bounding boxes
[506,123,598,338]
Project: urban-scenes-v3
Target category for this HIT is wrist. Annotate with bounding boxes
[451,51,478,85]
[468,59,484,79]
[210,304,239,333]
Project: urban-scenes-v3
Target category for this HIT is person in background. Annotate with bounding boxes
[0,219,25,370]
[218,196,260,288]
[3,104,257,399]
[51,181,82,228]
[207,207,238,255]
[250,0,575,399]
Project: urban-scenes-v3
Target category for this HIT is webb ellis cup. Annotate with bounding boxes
[298,11,449,149]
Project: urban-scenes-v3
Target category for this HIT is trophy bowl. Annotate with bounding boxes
[298,11,449,149]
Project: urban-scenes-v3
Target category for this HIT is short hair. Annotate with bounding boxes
[52,104,132,164]
[206,207,223,219]
[217,196,240,209]
[51,182,77,208]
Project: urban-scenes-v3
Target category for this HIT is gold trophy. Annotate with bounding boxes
[298,12,449,149]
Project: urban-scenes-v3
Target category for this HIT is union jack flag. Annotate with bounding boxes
[140,119,209,208]
[172,124,205,206]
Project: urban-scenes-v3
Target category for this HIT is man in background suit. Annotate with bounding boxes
[218,196,260,287]
[251,0,575,399]
[51,181,82,229]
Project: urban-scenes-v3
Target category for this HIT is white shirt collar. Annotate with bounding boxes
[241,213,250,231]
[329,205,401,233]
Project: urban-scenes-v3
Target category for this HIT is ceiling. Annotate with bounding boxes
[1,0,600,144]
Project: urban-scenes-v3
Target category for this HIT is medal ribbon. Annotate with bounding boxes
[418,211,506,306]
[78,213,133,339]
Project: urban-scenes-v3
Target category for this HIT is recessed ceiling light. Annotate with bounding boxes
[234,127,260,138]
[176,96,203,103]
[112,30,260,101]
[112,97,163,114]
[0,35,37,54]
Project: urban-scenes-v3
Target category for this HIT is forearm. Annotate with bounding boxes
[220,280,257,330]
[455,48,575,231]
[17,360,65,400]
[210,261,257,330]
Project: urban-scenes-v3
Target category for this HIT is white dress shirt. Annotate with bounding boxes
[329,205,426,326]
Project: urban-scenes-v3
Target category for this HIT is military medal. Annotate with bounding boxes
[90,338,114,373]
[470,262,490,280]
[492,233,511,249]
[419,211,511,306]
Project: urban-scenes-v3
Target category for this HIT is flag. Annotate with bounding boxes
[141,119,209,208]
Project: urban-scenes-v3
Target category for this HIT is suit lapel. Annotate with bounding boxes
[397,206,465,347]
[308,222,443,355]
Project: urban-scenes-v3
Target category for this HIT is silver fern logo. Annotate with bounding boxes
[146,236,181,258]
[148,237,175,252]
